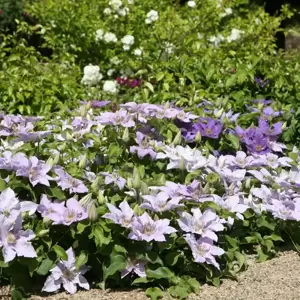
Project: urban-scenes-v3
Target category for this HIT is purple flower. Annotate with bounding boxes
[16,130,51,142]
[258,119,282,137]
[184,234,224,269]
[0,188,20,221]
[244,129,269,154]
[130,132,161,159]
[0,214,37,263]
[128,212,177,242]
[100,171,126,190]
[224,151,260,168]
[51,198,88,226]
[42,247,90,294]
[177,208,224,241]
[95,110,135,127]
[140,191,183,212]
[16,156,52,186]
[103,200,134,228]
[261,107,280,120]
[193,118,223,139]
[54,168,88,194]
[79,100,111,108]
[252,99,272,105]
[37,195,66,219]
[0,151,27,171]
[121,259,146,278]
[254,77,269,88]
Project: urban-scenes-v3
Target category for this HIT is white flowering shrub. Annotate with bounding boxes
[2,0,300,299]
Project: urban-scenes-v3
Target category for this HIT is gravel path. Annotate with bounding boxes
[1,251,300,300]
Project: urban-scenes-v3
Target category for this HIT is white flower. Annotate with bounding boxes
[133,48,143,56]
[121,35,134,50]
[103,80,118,94]
[109,0,122,10]
[81,65,103,86]
[145,10,159,24]
[104,8,112,15]
[110,56,122,65]
[107,69,115,76]
[187,1,196,7]
[118,7,129,16]
[95,29,104,41]
[227,28,243,42]
[209,34,224,47]
[220,7,232,17]
[164,42,174,54]
[103,32,118,43]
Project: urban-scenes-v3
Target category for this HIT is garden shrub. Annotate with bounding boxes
[1,0,300,299]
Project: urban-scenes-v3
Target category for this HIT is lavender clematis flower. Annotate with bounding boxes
[0,214,37,263]
[0,151,26,171]
[103,200,134,228]
[130,132,163,159]
[224,151,260,168]
[80,100,111,108]
[42,247,90,294]
[121,259,146,278]
[128,212,176,242]
[252,99,272,105]
[193,117,223,139]
[100,171,126,190]
[95,110,135,127]
[51,198,88,226]
[258,119,282,137]
[184,234,224,269]
[16,156,52,186]
[254,77,269,88]
[0,188,20,221]
[261,107,280,120]
[37,195,66,219]
[244,129,269,154]
[54,168,88,194]
[140,191,183,212]
[177,208,224,241]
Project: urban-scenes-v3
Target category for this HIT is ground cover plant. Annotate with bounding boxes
[2,0,300,299]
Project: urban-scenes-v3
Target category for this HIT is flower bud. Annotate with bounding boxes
[86,101,92,110]
[127,178,133,189]
[65,131,73,141]
[53,152,60,165]
[43,217,51,226]
[46,157,54,169]
[245,178,251,189]
[79,193,93,207]
[132,172,142,190]
[133,204,142,215]
[179,157,186,170]
[88,202,98,221]
[195,131,201,142]
[281,122,287,131]
[97,191,106,205]
[91,177,101,191]
[140,182,149,195]
[80,105,87,117]
[164,102,170,109]
[214,108,224,119]
[78,154,87,169]
[172,131,182,146]
[257,103,264,111]
[37,229,49,237]
[122,127,130,142]
[158,174,166,185]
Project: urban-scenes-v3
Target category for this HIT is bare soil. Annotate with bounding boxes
[1,251,299,300]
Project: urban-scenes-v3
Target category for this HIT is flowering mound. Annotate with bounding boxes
[0,99,299,299]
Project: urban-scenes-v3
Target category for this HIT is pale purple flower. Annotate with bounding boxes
[214,195,248,219]
[0,188,20,221]
[244,128,269,154]
[261,107,280,120]
[95,110,135,127]
[130,132,161,159]
[51,198,88,226]
[252,99,272,105]
[121,259,146,278]
[184,234,224,269]
[37,194,66,219]
[254,153,292,169]
[140,191,183,212]
[175,110,199,123]
[0,214,36,263]
[16,156,52,186]
[103,200,134,228]
[80,100,111,108]
[177,208,224,241]
[217,168,246,183]
[218,109,240,122]
[254,77,269,88]
[16,131,51,142]
[258,119,282,137]
[224,151,262,168]
[0,151,27,171]
[71,117,94,135]
[193,117,223,139]
[54,168,88,194]
[128,212,177,242]
[42,247,90,294]
[100,171,126,190]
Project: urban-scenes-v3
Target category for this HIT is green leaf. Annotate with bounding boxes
[145,287,163,300]
[144,82,154,93]
[49,187,66,200]
[168,285,189,299]
[52,245,68,260]
[103,255,126,281]
[37,258,54,275]
[165,251,181,266]
[11,289,23,300]
[0,178,7,191]
[227,134,240,150]
[76,252,88,270]
[146,267,174,280]
[186,277,200,293]
[256,216,275,230]
[234,251,246,268]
